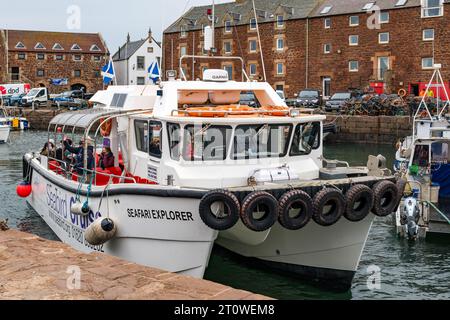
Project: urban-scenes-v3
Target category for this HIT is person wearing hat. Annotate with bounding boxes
[40,139,56,158]
[63,136,95,179]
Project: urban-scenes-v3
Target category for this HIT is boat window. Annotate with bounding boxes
[412,144,430,167]
[167,123,182,160]
[183,125,232,161]
[134,120,148,153]
[233,124,292,160]
[111,93,128,108]
[148,121,163,159]
[290,122,321,156]
[431,142,449,164]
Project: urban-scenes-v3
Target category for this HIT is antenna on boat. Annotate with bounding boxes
[252,0,267,82]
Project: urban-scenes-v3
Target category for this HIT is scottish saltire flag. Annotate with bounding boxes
[101,60,115,85]
[148,60,160,84]
[50,78,68,86]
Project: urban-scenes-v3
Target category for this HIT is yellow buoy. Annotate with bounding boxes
[12,118,19,128]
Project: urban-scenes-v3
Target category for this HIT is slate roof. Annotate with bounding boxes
[112,37,162,61]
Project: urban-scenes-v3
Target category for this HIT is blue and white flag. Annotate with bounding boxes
[51,78,68,86]
[148,60,160,84]
[101,59,115,85]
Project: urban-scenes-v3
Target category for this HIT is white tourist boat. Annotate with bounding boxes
[394,64,450,239]
[21,64,403,291]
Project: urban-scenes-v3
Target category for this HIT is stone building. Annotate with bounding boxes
[163,0,450,98]
[0,29,109,93]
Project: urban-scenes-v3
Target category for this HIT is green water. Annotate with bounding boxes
[1,131,450,300]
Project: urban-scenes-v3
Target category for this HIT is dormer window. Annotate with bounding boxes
[15,42,25,49]
[362,2,375,10]
[34,42,46,50]
[421,0,444,17]
[320,6,333,14]
[225,20,232,33]
[90,44,101,52]
[256,9,267,19]
[180,26,187,38]
[395,0,408,6]
[250,18,257,30]
[71,44,82,51]
[276,15,284,28]
[53,43,64,50]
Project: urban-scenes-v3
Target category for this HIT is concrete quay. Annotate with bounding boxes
[0,227,270,300]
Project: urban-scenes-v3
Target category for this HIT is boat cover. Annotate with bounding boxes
[49,108,136,129]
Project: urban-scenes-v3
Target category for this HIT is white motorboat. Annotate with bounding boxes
[0,106,30,131]
[0,124,10,144]
[394,64,450,239]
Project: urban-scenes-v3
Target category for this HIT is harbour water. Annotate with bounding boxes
[1,131,449,300]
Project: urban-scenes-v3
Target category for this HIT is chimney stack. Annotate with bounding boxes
[127,33,130,43]
[148,27,152,44]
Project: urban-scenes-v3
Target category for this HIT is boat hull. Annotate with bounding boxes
[0,125,10,143]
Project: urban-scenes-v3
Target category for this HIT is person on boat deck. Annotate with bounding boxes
[419,89,426,97]
[63,136,95,176]
[427,89,435,98]
[99,146,115,170]
[40,139,56,158]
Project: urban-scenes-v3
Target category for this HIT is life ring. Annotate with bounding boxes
[278,190,312,230]
[312,188,345,226]
[260,106,290,116]
[100,118,112,137]
[240,191,278,232]
[398,89,407,98]
[344,185,374,222]
[372,181,399,217]
[199,190,240,231]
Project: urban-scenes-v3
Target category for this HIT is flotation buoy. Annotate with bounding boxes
[70,201,90,216]
[260,106,290,116]
[240,191,278,232]
[312,188,345,226]
[199,190,240,230]
[100,118,112,137]
[16,181,32,198]
[398,88,407,97]
[278,190,312,230]
[344,184,374,222]
[372,180,399,217]
[84,218,117,246]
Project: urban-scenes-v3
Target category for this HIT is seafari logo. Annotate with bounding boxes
[47,185,68,219]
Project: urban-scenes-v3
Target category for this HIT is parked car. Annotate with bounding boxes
[325,92,354,112]
[21,87,48,107]
[6,93,26,106]
[295,89,322,108]
[240,91,259,107]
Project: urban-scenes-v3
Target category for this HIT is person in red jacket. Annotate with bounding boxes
[99,146,115,170]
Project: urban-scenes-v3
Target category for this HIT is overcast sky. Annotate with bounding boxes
[0,0,232,53]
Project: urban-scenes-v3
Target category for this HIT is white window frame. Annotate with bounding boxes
[378,57,390,80]
[363,2,375,10]
[53,43,64,50]
[224,41,232,54]
[71,44,82,51]
[276,63,284,75]
[421,0,444,18]
[249,40,257,52]
[349,61,359,72]
[276,38,284,51]
[90,44,101,52]
[34,42,46,50]
[320,6,333,14]
[73,54,82,61]
[249,63,257,76]
[180,46,187,57]
[395,0,408,6]
[379,11,390,23]
[324,18,331,29]
[349,35,359,46]
[180,26,187,38]
[379,32,390,44]
[36,53,45,60]
[422,57,434,69]
[324,44,331,54]
[276,15,284,28]
[349,16,359,26]
[423,28,435,41]
[15,42,25,49]
[250,18,257,30]
[225,20,232,33]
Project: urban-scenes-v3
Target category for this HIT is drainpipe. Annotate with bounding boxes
[305,18,309,88]
[5,29,9,82]
[192,32,195,80]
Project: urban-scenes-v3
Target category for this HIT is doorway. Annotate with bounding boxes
[322,77,331,98]
[410,83,419,96]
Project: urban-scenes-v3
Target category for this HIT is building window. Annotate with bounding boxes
[224,41,232,54]
[36,69,45,77]
[378,57,390,80]
[362,2,375,10]
[137,77,145,85]
[180,46,187,57]
[137,56,145,70]
[36,53,45,60]
[90,44,101,52]
[73,55,82,61]
[53,43,63,50]
[74,70,81,77]
[422,0,444,17]
[224,65,233,80]
[349,16,359,26]
[180,26,187,38]
[18,53,26,60]
[324,18,331,28]
[250,18,257,30]
[15,42,25,49]
[55,54,64,61]
[379,12,390,23]
[71,44,82,51]
[249,40,257,52]
[324,44,331,54]
[249,63,257,76]
[225,20,232,33]
[423,28,435,41]
[276,63,284,75]
[276,38,284,51]
[34,42,46,50]
[396,0,408,6]
[422,57,434,69]
[276,15,284,28]
[93,55,102,62]
[379,32,390,44]
[320,5,333,14]
[349,35,359,46]
[349,60,359,72]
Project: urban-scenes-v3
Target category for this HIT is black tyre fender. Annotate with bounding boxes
[278,190,313,230]
[240,191,279,232]
[372,180,399,217]
[312,188,345,226]
[344,184,374,222]
[199,190,240,231]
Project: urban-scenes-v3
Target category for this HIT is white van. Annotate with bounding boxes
[21,87,48,107]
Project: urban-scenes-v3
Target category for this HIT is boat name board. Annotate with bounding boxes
[127,208,194,222]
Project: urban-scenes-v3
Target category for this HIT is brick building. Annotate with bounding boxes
[163,0,450,98]
[0,29,109,93]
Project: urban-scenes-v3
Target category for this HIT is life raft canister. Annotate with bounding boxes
[372,180,399,217]
[278,190,313,230]
[344,184,374,222]
[199,190,240,231]
[312,188,345,226]
[240,191,279,232]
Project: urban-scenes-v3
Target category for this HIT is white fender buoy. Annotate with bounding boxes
[71,201,90,216]
[84,218,117,246]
